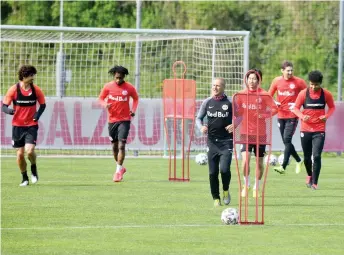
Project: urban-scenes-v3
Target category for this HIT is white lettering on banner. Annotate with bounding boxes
[1,99,343,151]
[207,111,229,118]
[108,95,128,101]
[278,90,295,96]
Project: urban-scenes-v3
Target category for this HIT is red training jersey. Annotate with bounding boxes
[234,88,278,137]
[3,83,46,127]
[293,88,335,132]
[98,81,139,123]
[269,76,307,119]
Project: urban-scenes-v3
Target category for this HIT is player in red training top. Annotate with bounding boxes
[269,61,307,174]
[234,69,278,197]
[2,65,46,186]
[292,70,335,190]
[99,66,139,182]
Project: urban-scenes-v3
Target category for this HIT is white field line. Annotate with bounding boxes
[2,223,344,231]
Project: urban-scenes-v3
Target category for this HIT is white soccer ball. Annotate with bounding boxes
[264,154,278,166]
[278,154,291,166]
[221,208,239,225]
[195,153,208,165]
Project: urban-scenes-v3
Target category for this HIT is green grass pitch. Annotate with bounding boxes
[1,157,344,255]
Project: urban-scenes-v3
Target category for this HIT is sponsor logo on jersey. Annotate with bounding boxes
[306,103,325,107]
[277,90,295,96]
[108,95,128,101]
[207,111,229,118]
[15,100,36,104]
[241,103,262,110]
[255,98,262,103]
[222,104,228,110]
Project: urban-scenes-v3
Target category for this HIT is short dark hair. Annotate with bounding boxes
[308,70,323,84]
[246,68,263,82]
[108,66,129,76]
[281,60,293,70]
[18,65,37,81]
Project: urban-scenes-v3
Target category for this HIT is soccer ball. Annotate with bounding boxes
[195,153,208,165]
[221,208,239,225]
[278,154,291,166]
[264,154,278,166]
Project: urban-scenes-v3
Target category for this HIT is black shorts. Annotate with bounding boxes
[12,125,38,148]
[108,121,131,143]
[240,144,266,157]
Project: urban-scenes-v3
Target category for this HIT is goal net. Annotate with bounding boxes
[0,26,249,157]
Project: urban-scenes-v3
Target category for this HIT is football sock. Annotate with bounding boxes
[116,164,123,173]
[31,164,37,176]
[243,176,250,188]
[254,180,260,190]
[21,171,29,181]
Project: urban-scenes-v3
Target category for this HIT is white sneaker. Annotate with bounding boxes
[19,180,29,187]
[295,158,304,174]
[31,175,38,184]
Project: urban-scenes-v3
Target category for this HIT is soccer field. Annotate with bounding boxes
[1,157,344,255]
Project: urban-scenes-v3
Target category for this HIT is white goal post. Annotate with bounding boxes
[0,25,250,157]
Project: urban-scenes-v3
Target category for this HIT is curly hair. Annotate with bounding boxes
[18,65,37,81]
[108,66,129,76]
[308,70,323,84]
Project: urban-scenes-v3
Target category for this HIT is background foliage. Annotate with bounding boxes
[1,0,342,98]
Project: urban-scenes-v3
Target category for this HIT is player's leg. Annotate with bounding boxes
[114,121,131,182]
[12,126,28,186]
[108,123,119,162]
[274,119,287,173]
[219,140,233,205]
[112,141,119,162]
[16,147,29,186]
[207,144,221,206]
[241,144,252,197]
[283,118,302,172]
[252,145,265,197]
[300,132,313,187]
[311,132,325,190]
[25,125,39,183]
[109,122,120,181]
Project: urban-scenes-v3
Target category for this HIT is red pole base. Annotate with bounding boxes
[239,221,264,225]
[169,177,190,182]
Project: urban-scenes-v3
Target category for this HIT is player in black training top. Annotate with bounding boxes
[196,78,234,207]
